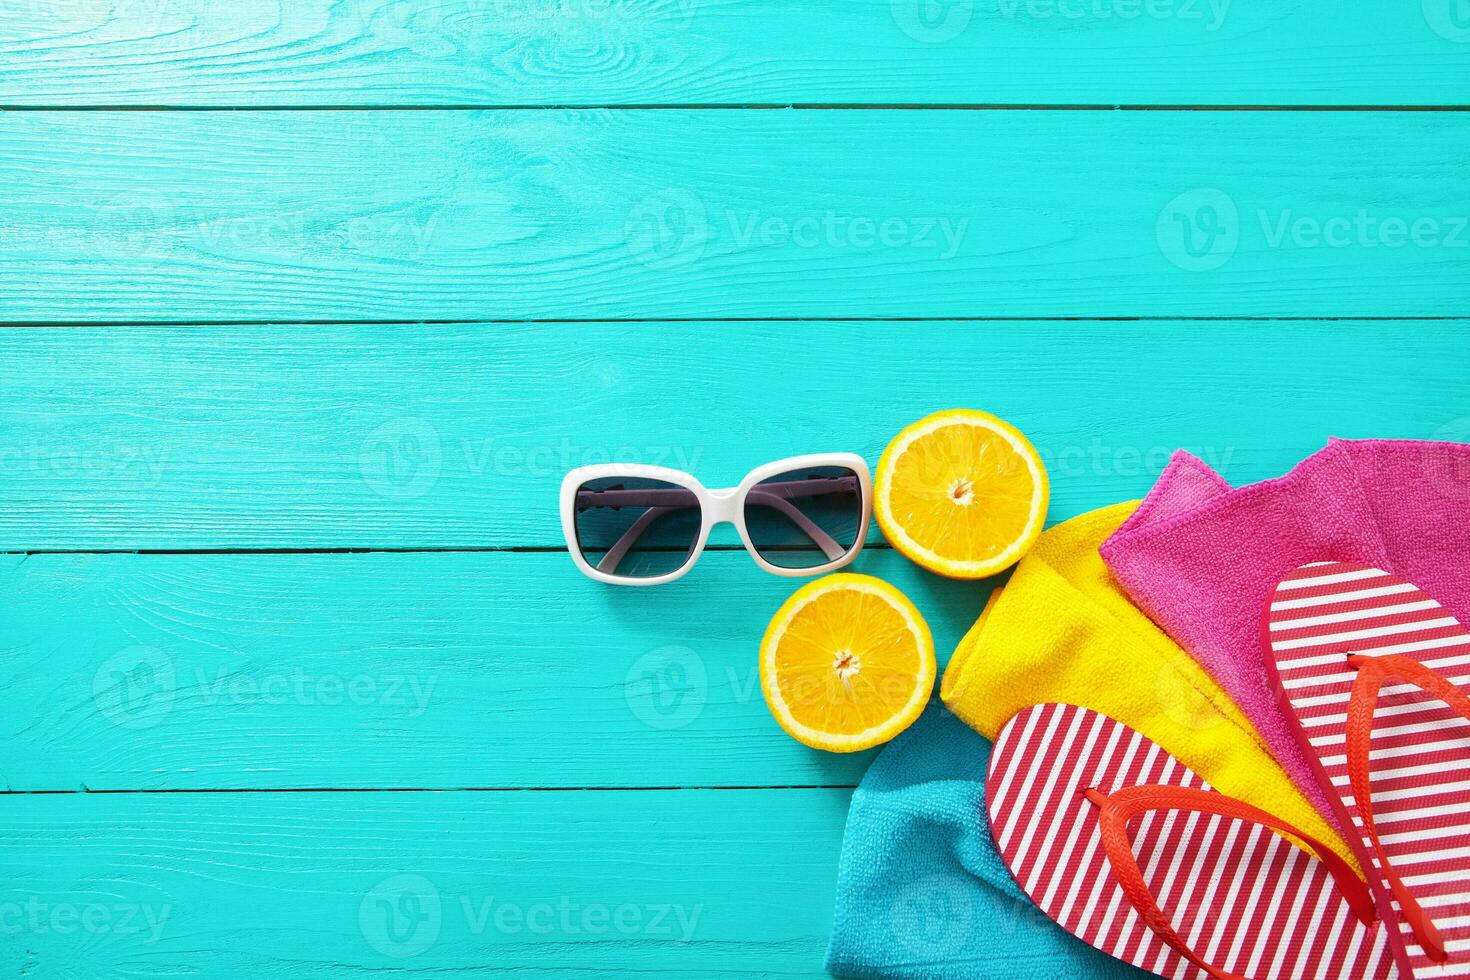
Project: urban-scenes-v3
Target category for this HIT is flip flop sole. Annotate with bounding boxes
[989,702,1396,980]
[1266,561,1470,977]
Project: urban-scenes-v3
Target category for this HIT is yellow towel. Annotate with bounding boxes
[941,501,1357,869]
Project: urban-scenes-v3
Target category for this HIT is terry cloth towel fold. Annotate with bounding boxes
[1334,437,1470,621]
[941,500,1356,868]
[825,703,1152,980]
[1099,437,1470,823]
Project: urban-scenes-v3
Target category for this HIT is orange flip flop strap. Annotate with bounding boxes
[1086,784,1377,980]
[1345,653,1470,964]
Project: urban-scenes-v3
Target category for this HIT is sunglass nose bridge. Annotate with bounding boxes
[703,486,743,525]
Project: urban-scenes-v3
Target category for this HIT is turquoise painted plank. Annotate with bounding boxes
[0,788,848,977]
[0,321,1466,551]
[2,111,1468,321]
[1,1,1467,106]
[0,549,985,791]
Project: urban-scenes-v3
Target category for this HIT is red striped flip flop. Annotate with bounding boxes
[988,703,1396,980]
[1265,561,1470,977]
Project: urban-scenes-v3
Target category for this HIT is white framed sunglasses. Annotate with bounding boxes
[560,453,873,585]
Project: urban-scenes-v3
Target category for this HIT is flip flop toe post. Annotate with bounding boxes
[1266,561,1470,976]
[988,703,1395,980]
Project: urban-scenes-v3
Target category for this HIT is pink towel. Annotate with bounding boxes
[1111,449,1233,536]
[1099,438,1470,822]
[1335,438,1470,621]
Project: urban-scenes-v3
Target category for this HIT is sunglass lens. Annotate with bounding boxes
[743,465,864,570]
[572,477,702,580]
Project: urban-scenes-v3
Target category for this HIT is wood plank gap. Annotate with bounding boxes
[1,785,858,795]
[4,316,1469,328]
[4,104,1470,112]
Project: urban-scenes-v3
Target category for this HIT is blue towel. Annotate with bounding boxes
[825,704,1154,980]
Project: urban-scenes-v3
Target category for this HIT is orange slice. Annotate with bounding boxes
[759,574,935,753]
[874,409,1048,579]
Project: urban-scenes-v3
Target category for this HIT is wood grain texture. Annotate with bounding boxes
[2,0,1467,107]
[0,549,987,791]
[3,110,1469,322]
[7,4,1469,978]
[0,788,850,977]
[0,321,1466,551]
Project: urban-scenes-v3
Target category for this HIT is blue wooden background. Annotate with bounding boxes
[1,2,1468,976]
